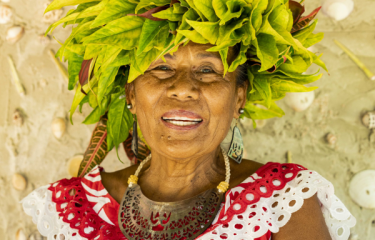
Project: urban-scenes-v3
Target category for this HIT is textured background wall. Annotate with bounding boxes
[0,0,374,239]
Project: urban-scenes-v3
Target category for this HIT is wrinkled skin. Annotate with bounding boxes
[101,42,332,240]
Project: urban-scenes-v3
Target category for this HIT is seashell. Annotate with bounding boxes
[349,169,375,209]
[12,109,23,127]
[322,0,354,21]
[349,233,359,240]
[0,5,12,24]
[42,2,63,23]
[28,231,44,240]
[38,34,51,45]
[51,117,66,139]
[254,119,267,129]
[1,0,11,3]
[326,133,337,146]
[39,79,47,88]
[362,111,375,129]
[6,25,24,44]
[12,173,27,191]
[284,91,315,112]
[67,155,84,177]
[16,229,26,240]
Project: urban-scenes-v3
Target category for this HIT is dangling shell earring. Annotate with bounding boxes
[131,114,138,158]
[227,109,244,164]
[126,104,138,157]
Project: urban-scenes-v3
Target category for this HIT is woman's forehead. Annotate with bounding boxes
[151,42,235,68]
[167,42,221,60]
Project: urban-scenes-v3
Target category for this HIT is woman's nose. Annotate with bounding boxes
[166,73,199,100]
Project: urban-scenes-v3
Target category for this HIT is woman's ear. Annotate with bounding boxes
[125,82,136,114]
[233,81,248,118]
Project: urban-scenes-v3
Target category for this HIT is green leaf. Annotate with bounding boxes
[83,106,101,124]
[207,39,239,52]
[152,7,184,21]
[91,0,137,28]
[269,3,289,30]
[97,66,120,112]
[292,19,318,43]
[128,48,161,82]
[278,55,308,74]
[272,70,322,85]
[253,75,272,107]
[143,23,171,52]
[88,86,98,108]
[46,8,100,34]
[69,75,99,124]
[243,101,284,120]
[135,0,170,13]
[176,30,209,44]
[66,44,86,55]
[217,18,247,44]
[45,0,100,13]
[175,8,199,43]
[83,16,144,50]
[137,19,168,55]
[57,20,94,60]
[252,33,278,72]
[270,79,318,92]
[185,0,206,21]
[311,52,328,72]
[217,0,246,26]
[229,43,249,72]
[195,0,219,22]
[74,23,100,43]
[219,47,229,76]
[302,32,324,49]
[173,3,188,14]
[66,50,84,90]
[100,46,122,73]
[186,20,219,45]
[250,0,268,33]
[107,89,133,160]
[84,44,103,59]
[94,46,107,74]
[108,50,132,68]
[79,95,89,112]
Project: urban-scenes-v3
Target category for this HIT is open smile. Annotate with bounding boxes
[161,110,203,130]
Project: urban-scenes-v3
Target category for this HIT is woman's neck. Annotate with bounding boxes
[138,147,226,202]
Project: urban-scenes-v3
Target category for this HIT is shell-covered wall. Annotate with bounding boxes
[0,0,374,239]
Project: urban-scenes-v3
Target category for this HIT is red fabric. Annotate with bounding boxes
[47,163,307,240]
[48,168,125,240]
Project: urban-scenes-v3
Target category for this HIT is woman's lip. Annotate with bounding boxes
[161,110,203,130]
[162,119,203,130]
[161,110,203,120]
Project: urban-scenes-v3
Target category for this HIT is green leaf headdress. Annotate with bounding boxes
[45,0,327,170]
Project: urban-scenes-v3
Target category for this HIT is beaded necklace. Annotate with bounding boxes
[118,148,231,240]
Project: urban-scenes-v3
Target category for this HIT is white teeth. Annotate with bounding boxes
[166,120,200,126]
[162,117,202,121]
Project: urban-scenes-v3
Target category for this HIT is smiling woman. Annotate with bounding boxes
[21,0,356,240]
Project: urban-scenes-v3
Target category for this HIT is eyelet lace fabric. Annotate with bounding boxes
[21,163,356,240]
[20,185,86,240]
[197,163,356,240]
[21,177,126,240]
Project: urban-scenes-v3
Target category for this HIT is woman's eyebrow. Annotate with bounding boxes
[197,52,221,60]
[164,54,175,60]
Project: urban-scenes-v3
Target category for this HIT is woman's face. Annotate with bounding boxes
[127,42,247,159]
